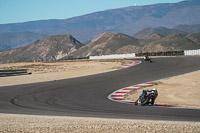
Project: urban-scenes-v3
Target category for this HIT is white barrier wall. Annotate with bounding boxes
[184,49,200,56]
[89,53,136,59]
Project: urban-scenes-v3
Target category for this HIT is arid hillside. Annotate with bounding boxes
[0,34,83,63]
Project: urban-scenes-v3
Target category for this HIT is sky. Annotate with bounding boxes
[0,0,184,24]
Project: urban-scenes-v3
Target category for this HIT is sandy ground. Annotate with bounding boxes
[125,70,200,109]
[0,113,200,133]
[0,59,131,87]
[1,59,200,132]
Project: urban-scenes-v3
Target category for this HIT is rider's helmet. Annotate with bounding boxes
[152,88,158,96]
[152,88,157,91]
[152,88,157,93]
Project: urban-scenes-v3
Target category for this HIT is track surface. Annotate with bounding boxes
[1,57,200,121]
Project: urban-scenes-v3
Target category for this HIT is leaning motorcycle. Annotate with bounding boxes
[135,90,157,106]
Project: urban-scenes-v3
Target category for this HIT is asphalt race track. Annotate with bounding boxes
[1,57,200,121]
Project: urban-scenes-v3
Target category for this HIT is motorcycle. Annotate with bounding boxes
[144,58,152,63]
[135,89,158,106]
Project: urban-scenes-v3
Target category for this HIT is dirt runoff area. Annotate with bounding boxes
[0,113,200,133]
[0,59,131,87]
[125,70,200,109]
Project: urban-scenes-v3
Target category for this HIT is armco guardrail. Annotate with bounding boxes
[89,53,136,59]
[0,69,31,77]
[184,49,200,56]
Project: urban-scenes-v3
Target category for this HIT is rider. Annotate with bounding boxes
[144,54,150,61]
[141,88,158,105]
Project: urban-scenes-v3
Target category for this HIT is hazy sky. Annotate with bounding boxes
[0,0,184,24]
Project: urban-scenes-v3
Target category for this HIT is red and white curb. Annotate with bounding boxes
[108,82,177,108]
[108,82,154,104]
[111,59,177,107]
[119,60,141,69]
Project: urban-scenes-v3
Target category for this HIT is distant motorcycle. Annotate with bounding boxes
[135,89,158,106]
[144,58,152,63]
[144,55,152,63]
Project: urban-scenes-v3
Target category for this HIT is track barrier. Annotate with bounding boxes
[0,69,31,77]
[184,49,200,56]
[89,53,136,59]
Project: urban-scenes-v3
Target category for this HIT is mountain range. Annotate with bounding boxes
[0,31,200,63]
[0,0,200,50]
[68,32,200,58]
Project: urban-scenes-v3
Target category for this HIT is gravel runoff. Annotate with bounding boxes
[0,113,200,133]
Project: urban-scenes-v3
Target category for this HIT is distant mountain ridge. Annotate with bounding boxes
[0,0,199,48]
[173,24,200,33]
[134,24,200,39]
[0,32,45,50]
[133,27,187,39]
[139,33,200,51]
